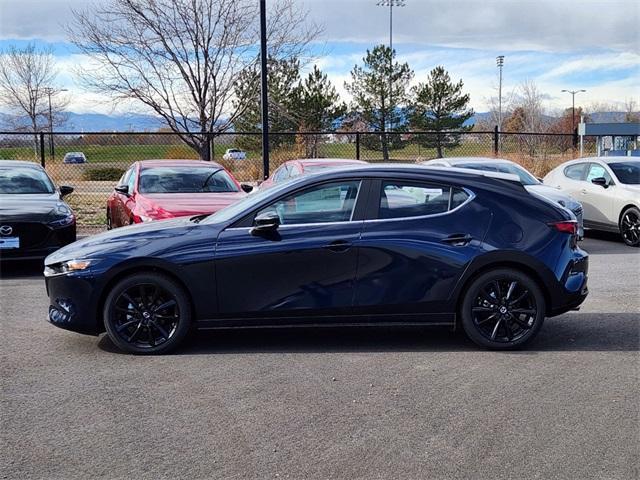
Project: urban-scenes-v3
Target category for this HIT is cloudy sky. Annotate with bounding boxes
[0,0,638,115]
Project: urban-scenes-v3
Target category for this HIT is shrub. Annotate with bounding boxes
[83,167,126,181]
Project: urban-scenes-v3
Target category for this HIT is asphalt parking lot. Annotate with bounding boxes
[1,233,638,480]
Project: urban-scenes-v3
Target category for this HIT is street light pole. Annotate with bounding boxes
[496,56,504,131]
[259,0,270,179]
[377,1,405,133]
[44,87,68,160]
[561,89,587,132]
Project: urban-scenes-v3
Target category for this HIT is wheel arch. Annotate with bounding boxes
[95,262,196,334]
[618,204,639,226]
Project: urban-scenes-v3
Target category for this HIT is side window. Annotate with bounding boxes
[379,181,453,219]
[586,163,612,183]
[289,165,302,178]
[256,180,361,225]
[450,188,471,209]
[119,169,131,187]
[564,163,587,181]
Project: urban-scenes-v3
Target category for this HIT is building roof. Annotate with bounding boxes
[584,123,640,136]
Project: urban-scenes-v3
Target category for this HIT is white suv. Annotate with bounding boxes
[544,157,640,246]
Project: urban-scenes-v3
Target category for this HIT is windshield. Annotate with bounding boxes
[0,166,55,194]
[609,162,640,185]
[138,166,239,193]
[457,162,539,185]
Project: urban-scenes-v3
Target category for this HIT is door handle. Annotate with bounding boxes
[442,234,473,246]
[323,240,352,252]
[580,189,587,194]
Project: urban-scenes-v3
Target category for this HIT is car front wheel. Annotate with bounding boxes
[460,268,546,350]
[620,206,640,247]
[103,272,191,354]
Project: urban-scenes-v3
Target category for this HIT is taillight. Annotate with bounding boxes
[549,220,578,235]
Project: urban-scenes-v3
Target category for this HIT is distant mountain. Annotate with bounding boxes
[63,112,166,132]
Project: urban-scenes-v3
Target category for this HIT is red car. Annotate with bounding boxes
[260,158,368,190]
[106,160,248,228]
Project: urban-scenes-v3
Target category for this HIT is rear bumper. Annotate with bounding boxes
[548,252,589,316]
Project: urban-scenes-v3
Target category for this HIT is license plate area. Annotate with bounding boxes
[0,237,20,249]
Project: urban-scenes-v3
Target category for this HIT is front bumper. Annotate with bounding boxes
[45,270,102,335]
[0,224,76,261]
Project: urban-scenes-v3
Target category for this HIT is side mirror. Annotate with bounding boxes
[250,211,280,235]
[59,185,74,198]
[591,177,609,188]
[114,184,130,196]
[241,183,254,193]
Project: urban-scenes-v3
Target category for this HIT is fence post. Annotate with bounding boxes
[355,132,360,160]
[573,127,578,149]
[39,133,46,167]
[210,134,215,161]
[493,126,499,156]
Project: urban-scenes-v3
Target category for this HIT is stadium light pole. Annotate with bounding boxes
[259,0,270,179]
[561,89,587,132]
[377,0,405,132]
[496,56,504,131]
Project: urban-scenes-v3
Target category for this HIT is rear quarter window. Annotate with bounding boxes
[563,163,587,180]
[379,181,471,219]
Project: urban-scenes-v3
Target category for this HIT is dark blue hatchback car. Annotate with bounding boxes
[44,165,588,354]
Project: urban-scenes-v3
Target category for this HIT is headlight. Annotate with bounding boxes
[49,214,76,228]
[44,259,93,277]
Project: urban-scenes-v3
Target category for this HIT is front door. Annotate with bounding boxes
[215,179,365,321]
[581,162,614,227]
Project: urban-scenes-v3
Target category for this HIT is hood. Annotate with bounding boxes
[142,191,246,217]
[0,193,67,222]
[45,217,195,265]
[525,184,581,209]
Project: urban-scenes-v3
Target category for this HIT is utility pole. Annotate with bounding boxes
[43,87,68,160]
[561,89,587,131]
[259,0,270,179]
[496,56,504,132]
[377,0,405,133]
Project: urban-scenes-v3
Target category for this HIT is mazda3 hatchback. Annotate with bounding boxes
[45,165,588,354]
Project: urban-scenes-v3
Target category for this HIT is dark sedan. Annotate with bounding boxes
[0,160,76,260]
[44,165,588,354]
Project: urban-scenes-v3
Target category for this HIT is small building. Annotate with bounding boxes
[584,122,640,156]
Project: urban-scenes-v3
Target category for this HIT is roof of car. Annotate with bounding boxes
[295,158,368,166]
[137,159,224,168]
[424,157,517,166]
[552,156,640,168]
[0,160,44,169]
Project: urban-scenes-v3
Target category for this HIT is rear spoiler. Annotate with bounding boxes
[420,165,522,184]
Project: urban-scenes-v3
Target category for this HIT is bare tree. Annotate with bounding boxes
[0,43,68,153]
[68,0,320,160]
[624,98,639,122]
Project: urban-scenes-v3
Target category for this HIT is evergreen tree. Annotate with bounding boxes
[345,45,414,161]
[410,66,473,158]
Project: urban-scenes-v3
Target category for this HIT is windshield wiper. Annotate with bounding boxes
[189,214,210,224]
[200,168,223,191]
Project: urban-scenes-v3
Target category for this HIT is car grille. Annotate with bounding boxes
[0,222,52,248]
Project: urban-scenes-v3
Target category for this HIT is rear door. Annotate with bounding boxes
[214,179,369,321]
[353,177,491,321]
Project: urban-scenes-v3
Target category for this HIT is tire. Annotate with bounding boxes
[460,268,546,350]
[619,206,640,247]
[103,272,191,354]
[106,209,112,230]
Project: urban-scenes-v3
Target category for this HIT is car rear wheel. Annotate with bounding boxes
[460,268,546,350]
[619,207,640,247]
[103,272,191,354]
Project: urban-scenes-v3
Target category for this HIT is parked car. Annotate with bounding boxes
[0,160,76,260]
[422,157,584,238]
[45,164,587,354]
[222,148,246,161]
[63,152,87,164]
[106,160,250,229]
[544,157,640,246]
[260,158,368,190]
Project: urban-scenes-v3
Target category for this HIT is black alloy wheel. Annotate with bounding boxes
[103,273,191,354]
[620,207,640,247]
[461,268,545,349]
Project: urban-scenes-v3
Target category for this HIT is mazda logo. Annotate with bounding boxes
[0,225,12,236]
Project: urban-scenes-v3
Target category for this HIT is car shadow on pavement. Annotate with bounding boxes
[96,312,639,355]
[0,260,44,279]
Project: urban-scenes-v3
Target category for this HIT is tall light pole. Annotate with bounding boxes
[259,0,270,179]
[496,56,504,131]
[43,87,68,160]
[561,89,586,132]
[377,0,405,133]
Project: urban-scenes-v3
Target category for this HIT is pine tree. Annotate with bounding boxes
[345,45,414,161]
[410,66,473,158]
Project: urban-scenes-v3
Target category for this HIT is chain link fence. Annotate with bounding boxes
[0,130,597,232]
